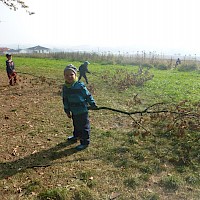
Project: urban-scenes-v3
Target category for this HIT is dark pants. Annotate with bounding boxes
[78,73,88,84]
[8,72,17,86]
[72,112,90,145]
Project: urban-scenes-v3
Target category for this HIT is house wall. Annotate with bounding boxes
[27,49,50,53]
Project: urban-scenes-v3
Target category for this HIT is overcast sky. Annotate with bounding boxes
[0,0,200,55]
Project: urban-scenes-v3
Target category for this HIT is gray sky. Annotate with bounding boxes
[0,0,200,55]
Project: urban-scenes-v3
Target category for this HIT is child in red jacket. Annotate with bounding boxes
[6,54,17,86]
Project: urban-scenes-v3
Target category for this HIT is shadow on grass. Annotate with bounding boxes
[0,141,78,179]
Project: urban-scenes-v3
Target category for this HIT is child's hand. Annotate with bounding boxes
[88,104,98,110]
[67,113,72,118]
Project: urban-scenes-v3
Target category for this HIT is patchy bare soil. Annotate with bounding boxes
[0,72,69,170]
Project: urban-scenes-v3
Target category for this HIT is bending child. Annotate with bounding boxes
[78,61,90,84]
[62,64,97,151]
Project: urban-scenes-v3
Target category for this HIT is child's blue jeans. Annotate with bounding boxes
[72,112,90,145]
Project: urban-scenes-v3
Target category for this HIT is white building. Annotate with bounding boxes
[21,45,51,53]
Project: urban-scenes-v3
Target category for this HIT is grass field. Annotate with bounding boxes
[0,56,199,200]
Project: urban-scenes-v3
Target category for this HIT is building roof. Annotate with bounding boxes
[27,45,50,50]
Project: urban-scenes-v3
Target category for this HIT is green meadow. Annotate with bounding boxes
[0,56,199,199]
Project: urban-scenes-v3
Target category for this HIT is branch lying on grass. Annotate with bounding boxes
[89,104,199,134]
[90,105,199,118]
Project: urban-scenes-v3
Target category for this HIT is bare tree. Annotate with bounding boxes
[0,0,34,15]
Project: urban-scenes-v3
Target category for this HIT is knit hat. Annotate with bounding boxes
[84,61,90,65]
[64,64,77,75]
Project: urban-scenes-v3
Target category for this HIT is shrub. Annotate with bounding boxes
[142,63,154,69]
[177,63,199,71]
[154,63,170,70]
[101,67,154,90]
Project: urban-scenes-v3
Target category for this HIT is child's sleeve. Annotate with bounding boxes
[13,62,15,71]
[62,86,70,114]
[86,66,90,73]
[82,84,96,106]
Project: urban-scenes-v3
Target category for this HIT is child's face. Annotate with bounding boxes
[64,70,76,83]
[7,55,12,60]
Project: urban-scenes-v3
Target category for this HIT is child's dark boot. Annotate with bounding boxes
[67,136,78,143]
[75,139,89,151]
[75,144,88,151]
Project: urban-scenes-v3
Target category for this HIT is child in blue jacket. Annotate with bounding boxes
[78,61,90,84]
[62,64,97,150]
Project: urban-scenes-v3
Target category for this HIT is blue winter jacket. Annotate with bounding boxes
[62,81,96,115]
